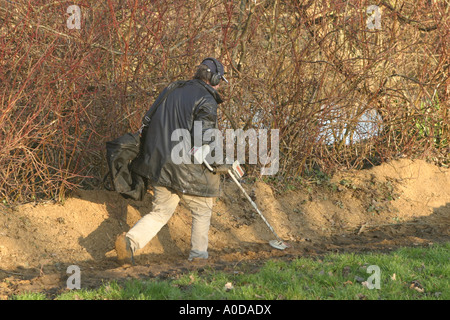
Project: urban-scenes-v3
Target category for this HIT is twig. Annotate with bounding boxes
[0,4,123,55]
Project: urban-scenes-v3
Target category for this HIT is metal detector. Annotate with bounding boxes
[191,145,289,250]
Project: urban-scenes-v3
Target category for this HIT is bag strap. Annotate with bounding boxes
[139,80,187,132]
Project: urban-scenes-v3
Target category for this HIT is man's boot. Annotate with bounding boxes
[115,232,135,266]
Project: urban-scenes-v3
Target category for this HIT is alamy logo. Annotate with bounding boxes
[367,5,381,30]
[366,265,381,289]
[66,265,81,289]
[171,121,279,175]
[67,5,81,30]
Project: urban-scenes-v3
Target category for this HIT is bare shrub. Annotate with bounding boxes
[0,0,448,203]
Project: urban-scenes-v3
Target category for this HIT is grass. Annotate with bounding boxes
[11,243,449,300]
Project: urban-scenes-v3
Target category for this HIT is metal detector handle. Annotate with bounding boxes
[193,150,287,249]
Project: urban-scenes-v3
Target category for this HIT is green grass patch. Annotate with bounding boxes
[12,243,449,300]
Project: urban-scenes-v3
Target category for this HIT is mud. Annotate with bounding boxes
[1,159,449,299]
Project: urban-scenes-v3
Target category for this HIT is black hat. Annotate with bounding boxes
[201,57,228,84]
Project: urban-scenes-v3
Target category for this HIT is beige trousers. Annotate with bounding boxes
[126,186,214,260]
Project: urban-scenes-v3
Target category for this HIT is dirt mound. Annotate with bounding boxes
[1,159,449,298]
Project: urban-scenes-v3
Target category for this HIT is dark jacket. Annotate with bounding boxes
[131,79,223,197]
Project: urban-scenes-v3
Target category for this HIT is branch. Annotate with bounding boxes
[37,25,123,55]
[379,0,439,32]
[0,3,123,55]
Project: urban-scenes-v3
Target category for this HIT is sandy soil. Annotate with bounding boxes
[0,159,449,299]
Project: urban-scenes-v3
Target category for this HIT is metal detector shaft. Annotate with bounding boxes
[197,152,287,248]
[227,169,283,243]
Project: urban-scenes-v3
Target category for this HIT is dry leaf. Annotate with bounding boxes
[224,282,234,291]
[409,281,424,293]
[390,273,396,281]
[413,286,424,293]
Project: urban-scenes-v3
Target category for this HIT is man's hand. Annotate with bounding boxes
[212,164,232,174]
[213,161,245,177]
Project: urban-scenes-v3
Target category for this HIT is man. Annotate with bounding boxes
[115,57,228,265]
